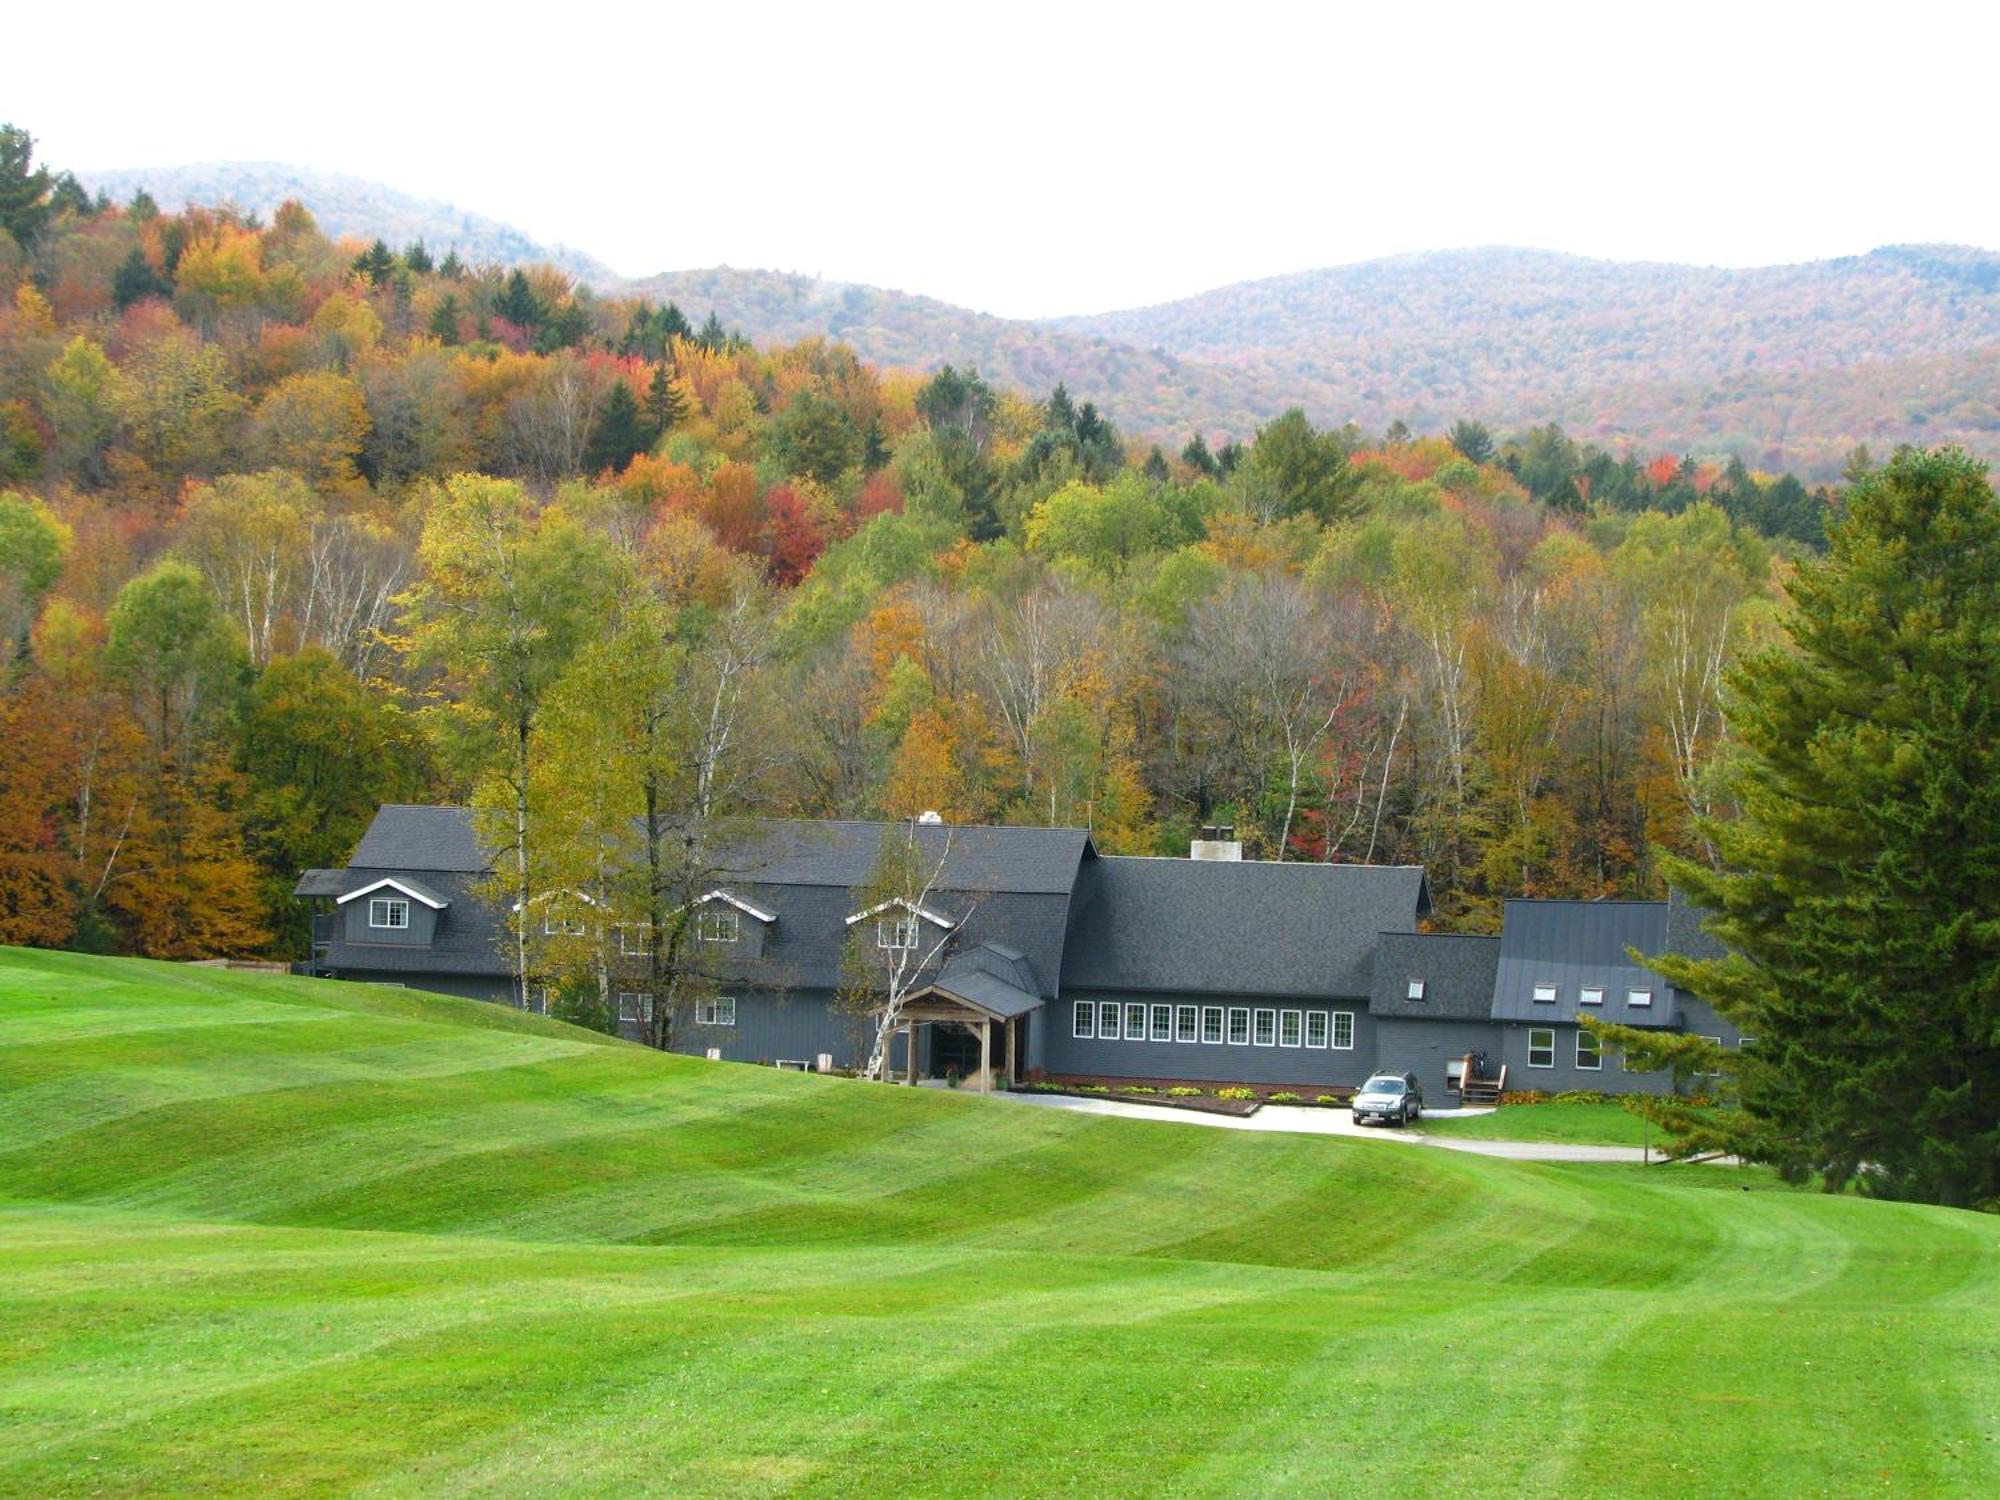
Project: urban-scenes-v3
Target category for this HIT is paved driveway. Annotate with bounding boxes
[1003,1090,1660,1163]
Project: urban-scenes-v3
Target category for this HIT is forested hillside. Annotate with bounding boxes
[76,162,618,286]
[0,123,1884,971]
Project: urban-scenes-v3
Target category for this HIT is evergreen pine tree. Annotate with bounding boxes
[659,302,692,341]
[584,381,650,475]
[428,294,462,346]
[438,249,465,280]
[696,311,727,351]
[404,239,434,274]
[352,239,396,285]
[644,362,686,438]
[112,246,170,309]
[1651,447,2000,1208]
[0,123,55,246]
[1181,432,1218,478]
[1143,446,1171,482]
[494,269,543,329]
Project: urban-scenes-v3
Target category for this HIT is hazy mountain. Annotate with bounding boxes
[77,162,621,286]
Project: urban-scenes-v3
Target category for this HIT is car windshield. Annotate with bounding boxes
[1362,1078,1405,1095]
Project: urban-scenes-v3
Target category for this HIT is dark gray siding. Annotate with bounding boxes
[1373,1017,1504,1096]
[1498,1021,1673,1095]
[1678,993,1741,1046]
[341,894,439,948]
[1048,989,1376,1088]
[636,987,924,1074]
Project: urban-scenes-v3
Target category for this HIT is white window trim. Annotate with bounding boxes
[1175,1005,1199,1043]
[1200,1005,1225,1044]
[368,897,410,931]
[1253,1008,1277,1047]
[1124,1002,1147,1041]
[1278,1009,1302,1048]
[1305,1011,1329,1048]
[1097,1001,1121,1041]
[696,996,736,1027]
[1227,1007,1250,1045]
[543,913,587,937]
[697,908,741,945]
[617,923,653,957]
[693,889,776,924]
[1696,1035,1724,1077]
[1073,1001,1094,1039]
[1532,983,1558,1005]
[337,876,447,911]
[1406,979,1426,1001]
[1579,986,1604,1007]
[1150,1004,1172,1043]
[616,991,655,1023]
[877,915,920,950]
[1628,988,1654,1008]
[845,897,954,930]
[1331,1011,1355,1051]
[1528,1028,1556,1068]
[1575,1030,1602,1070]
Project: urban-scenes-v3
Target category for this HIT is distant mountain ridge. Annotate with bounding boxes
[77,162,620,286]
[74,163,2000,475]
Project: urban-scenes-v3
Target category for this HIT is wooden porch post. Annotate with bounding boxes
[905,1023,920,1085]
[978,1018,991,1093]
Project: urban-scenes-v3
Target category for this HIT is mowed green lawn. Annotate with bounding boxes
[1,950,1995,1497]
[1420,1102,1661,1146]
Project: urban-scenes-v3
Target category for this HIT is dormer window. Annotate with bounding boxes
[369,898,410,930]
[543,913,587,937]
[1532,983,1557,1004]
[878,915,919,950]
[1627,988,1653,1008]
[1406,979,1426,1001]
[698,907,740,944]
[1579,986,1604,1006]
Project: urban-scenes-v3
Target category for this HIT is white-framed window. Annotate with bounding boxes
[1628,988,1653,1008]
[618,923,652,957]
[1253,1009,1276,1046]
[1739,1035,1758,1049]
[617,991,654,1023]
[369,897,410,930]
[1406,979,1426,1001]
[1305,1011,1329,1048]
[1201,1006,1225,1044]
[1532,983,1557,1005]
[1227,1007,1250,1045]
[1175,1005,1198,1043]
[1073,1001,1094,1039]
[698,908,740,944]
[879,915,919,950]
[1098,1001,1121,1040]
[1575,1028,1602,1070]
[1697,1035,1724,1077]
[543,912,586,937]
[1528,1028,1556,1067]
[1124,1002,1147,1041]
[1279,1009,1302,1047]
[1579,986,1604,1007]
[696,996,736,1027]
[1150,1004,1172,1042]
[1331,1011,1354,1050]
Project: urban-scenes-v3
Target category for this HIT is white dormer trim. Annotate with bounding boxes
[844,897,954,930]
[336,876,448,910]
[510,887,601,913]
[694,890,777,924]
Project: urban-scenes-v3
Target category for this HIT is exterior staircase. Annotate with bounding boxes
[1458,1056,1506,1105]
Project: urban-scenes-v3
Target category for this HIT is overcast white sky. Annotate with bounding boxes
[8,1,1995,318]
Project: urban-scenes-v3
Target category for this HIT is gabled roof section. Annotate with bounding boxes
[718,819,1094,896]
[1492,899,1676,1027]
[349,805,489,873]
[1369,931,1501,1018]
[336,874,449,910]
[845,896,954,929]
[1060,856,1428,999]
[697,890,777,923]
[912,944,1046,1020]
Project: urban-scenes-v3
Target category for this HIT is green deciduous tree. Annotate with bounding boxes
[1651,448,2000,1208]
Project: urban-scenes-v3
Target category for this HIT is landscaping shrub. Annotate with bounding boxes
[1165,1086,1203,1098]
[1120,1085,1159,1095]
[1267,1092,1303,1104]
[1552,1090,1610,1105]
[1314,1094,1342,1106]
[1214,1087,1256,1101]
[1500,1089,1550,1105]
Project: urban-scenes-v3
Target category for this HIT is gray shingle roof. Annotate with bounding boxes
[925,945,1045,1019]
[1491,899,1678,1027]
[1369,932,1501,1018]
[293,868,349,898]
[350,805,488,872]
[1059,856,1428,999]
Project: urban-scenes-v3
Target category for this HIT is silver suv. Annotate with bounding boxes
[1351,1072,1423,1126]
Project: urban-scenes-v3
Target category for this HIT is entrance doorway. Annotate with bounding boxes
[929,1020,1005,1079]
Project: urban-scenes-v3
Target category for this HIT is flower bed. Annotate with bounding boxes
[1023,1078,1361,1116]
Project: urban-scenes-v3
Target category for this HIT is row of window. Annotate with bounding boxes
[1531,983,1652,1007]
[1525,1028,1731,1070]
[552,913,918,953]
[1073,1002,1355,1051]
[605,993,736,1027]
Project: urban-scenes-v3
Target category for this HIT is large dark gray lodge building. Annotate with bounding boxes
[297,806,1740,1100]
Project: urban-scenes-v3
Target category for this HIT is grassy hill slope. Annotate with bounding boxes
[2,949,1995,1495]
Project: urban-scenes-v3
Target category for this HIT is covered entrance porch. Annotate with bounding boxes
[884,975,1040,1093]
